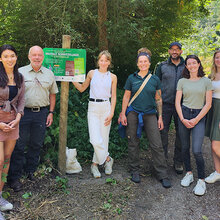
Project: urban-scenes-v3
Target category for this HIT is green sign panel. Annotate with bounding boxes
[43,48,86,82]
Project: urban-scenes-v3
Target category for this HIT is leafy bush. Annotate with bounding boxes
[42,83,148,166]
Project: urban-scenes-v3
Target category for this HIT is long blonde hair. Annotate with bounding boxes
[210,50,220,80]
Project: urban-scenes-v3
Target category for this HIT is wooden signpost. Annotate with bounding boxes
[58,35,71,174]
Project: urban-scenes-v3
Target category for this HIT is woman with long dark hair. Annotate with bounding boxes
[0,45,25,217]
[205,49,220,183]
[175,55,212,196]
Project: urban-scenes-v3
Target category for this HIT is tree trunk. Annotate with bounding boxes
[98,0,108,51]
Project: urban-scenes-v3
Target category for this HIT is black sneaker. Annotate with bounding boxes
[160,178,171,188]
[27,173,35,181]
[131,173,141,183]
[174,163,184,174]
[9,180,23,192]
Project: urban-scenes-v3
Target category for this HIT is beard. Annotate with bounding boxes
[170,54,181,61]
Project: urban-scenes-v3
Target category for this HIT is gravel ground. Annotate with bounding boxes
[2,133,220,220]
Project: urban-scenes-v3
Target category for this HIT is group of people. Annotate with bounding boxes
[73,42,220,195]
[118,43,219,196]
[0,42,219,219]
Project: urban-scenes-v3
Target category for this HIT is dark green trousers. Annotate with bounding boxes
[126,111,168,180]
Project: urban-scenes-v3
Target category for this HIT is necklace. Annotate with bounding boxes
[7,74,14,80]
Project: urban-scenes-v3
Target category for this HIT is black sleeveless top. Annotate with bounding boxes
[8,85,18,101]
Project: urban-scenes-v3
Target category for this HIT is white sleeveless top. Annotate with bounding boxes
[90,69,112,100]
[212,80,220,99]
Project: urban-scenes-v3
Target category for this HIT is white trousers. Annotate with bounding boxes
[88,101,111,165]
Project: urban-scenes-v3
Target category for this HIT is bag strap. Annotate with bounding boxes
[128,73,152,107]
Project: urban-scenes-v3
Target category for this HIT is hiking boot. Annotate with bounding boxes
[181,172,194,187]
[91,164,101,178]
[161,178,171,188]
[0,211,5,220]
[205,171,220,184]
[104,157,114,175]
[9,180,23,192]
[131,173,141,183]
[0,196,13,212]
[193,179,206,196]
[174,163,183,174]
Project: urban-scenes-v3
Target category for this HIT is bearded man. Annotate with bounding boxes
[155,42,185,174]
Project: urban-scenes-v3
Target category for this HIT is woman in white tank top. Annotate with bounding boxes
[205,49,220,184]
[73,51,117,178]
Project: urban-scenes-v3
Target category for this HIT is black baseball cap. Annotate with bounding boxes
[169,42,182,49]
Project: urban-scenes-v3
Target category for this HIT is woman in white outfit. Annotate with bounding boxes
[205,49,220,183]
[72,50,117,178]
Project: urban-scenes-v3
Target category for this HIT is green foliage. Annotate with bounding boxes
[107,0,212,86]
[106,178,117,185]
[0,0,213,85]
[114,207,122,215]
[2,191,10,199]
[103,202,112,209]
[103,192,113,210]
[22,192,32,199]
[42,84,150,166]
[35,164,53,178]
[42,85,128,165]
[181,0,220,60]
[1,172,7,183]
[55,176,70,194]
[102,191,123,215]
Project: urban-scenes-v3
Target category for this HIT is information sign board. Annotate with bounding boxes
[43,48,86,82]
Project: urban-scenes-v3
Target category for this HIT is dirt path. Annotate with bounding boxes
[4,134,220,220]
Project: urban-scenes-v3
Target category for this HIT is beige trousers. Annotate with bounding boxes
[88,101,111,165]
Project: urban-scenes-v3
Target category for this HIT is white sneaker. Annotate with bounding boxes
[105,157,114,175]
[91,164,101,178]
[0,197,13,211]
[0,211,5,220]
[193,179,206,196]
[181,172,194,187]
[205,171,220,184]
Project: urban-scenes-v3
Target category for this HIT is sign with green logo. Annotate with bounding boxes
[43,48,86,82]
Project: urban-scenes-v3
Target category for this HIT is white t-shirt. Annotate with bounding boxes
[212,80,220,99]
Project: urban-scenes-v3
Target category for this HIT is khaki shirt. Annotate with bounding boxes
[19,64,58,108]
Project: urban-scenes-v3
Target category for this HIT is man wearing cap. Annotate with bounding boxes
[154,42,184,174]
[8,45,58,191]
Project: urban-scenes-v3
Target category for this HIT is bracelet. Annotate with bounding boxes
[181,118,184,122]
[49,111,54,114]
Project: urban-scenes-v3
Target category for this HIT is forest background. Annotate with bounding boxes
[0,0,219,166]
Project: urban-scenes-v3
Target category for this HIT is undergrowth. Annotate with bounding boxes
[41,84,149,167]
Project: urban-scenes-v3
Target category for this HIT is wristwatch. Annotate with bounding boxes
[49,111,54,114]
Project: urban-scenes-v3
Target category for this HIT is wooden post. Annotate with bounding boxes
[58,35,71,174]
[98,0,108,50]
